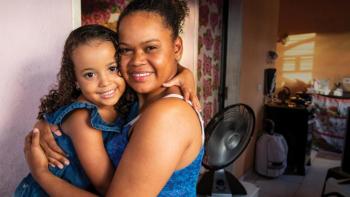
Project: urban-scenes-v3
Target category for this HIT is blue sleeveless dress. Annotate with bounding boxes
[106,94,205,196]
[14,101,138,197]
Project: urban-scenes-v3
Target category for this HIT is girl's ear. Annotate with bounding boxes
[174,37,183,61]
[75,82,80,90]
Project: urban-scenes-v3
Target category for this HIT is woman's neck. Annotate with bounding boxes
[137,86,181,112]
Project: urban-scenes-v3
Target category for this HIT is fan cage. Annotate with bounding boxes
[202,103,255,171]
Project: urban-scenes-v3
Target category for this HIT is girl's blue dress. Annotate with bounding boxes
[14,101,138,197]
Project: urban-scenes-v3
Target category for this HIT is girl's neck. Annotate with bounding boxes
[98,107,117,123]
[77,95,117,123]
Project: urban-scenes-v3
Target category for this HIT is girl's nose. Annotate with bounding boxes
[99,73,111,87]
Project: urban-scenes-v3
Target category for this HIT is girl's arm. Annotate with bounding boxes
[163,64,201,111]
[25,129,97,197]
[30,110,114,195]
[60,109,114,195]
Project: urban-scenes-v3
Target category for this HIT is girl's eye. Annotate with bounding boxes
[109,65,119,73]
[83,72,95,79]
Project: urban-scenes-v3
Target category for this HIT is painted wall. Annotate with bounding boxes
[313,33,350,86]
[278,0,350,38]
[0,1,72,195]
[233,0,280,177]
[276,0,350,94]
[276,33,350,93]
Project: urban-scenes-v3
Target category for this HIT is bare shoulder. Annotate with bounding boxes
[134,97,201,139]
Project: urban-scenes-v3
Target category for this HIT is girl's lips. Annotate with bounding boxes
[130,72,153,82]
[100,89,115,99]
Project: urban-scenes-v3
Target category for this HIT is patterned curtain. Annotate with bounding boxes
[81,0,131,31]
[197,0,223,125]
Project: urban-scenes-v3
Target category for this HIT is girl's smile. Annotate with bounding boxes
[72,39,126,108]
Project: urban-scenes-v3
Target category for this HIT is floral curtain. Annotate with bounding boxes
[81,0,130,31]
[197,0,223,125]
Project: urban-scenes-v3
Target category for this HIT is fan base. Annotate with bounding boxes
[197,169,247,196]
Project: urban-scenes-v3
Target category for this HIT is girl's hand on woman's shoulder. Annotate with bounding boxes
[162,64,201,111]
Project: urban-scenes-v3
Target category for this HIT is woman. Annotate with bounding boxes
[24,0,204,196]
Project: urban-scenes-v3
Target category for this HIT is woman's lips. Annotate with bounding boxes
[130,72,153,82]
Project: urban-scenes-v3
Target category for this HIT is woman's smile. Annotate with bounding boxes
[129,71,154,82]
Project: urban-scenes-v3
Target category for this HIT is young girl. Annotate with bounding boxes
[16,23,197,196]
[24,0,204,196]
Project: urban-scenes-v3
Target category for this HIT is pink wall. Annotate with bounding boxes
[0,1,72,195]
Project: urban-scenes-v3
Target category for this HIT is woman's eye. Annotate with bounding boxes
[145,46,157,52]
[83,72,95,79]
[118,48,131,55]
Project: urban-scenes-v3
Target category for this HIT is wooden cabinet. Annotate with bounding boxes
[264,103,311,175]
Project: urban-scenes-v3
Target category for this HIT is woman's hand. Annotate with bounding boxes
[24,129,50,179]
[34,120,69,168]
[163,64,201,111]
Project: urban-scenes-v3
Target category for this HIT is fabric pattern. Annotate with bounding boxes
[197,0,223,125]
[311,94,350,152]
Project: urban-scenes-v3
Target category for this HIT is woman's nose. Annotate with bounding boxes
[131,49,146,66]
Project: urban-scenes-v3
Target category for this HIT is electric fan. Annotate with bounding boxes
[197,103,255,196]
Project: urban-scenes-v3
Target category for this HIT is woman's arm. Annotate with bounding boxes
[25,129,97,197]
[106,98,202,196]
[27,99,201,196]
[33,120,69,168]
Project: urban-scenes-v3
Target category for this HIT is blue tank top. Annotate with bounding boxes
[107,94,205,196]
[15,101,138,197]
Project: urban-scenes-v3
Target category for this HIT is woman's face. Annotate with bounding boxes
[72,40,126,108]
[118,11,182,94]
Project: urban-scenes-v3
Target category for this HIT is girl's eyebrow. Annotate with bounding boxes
[106,61,117,66]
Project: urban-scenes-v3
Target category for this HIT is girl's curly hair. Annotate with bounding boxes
[38,24,136,119]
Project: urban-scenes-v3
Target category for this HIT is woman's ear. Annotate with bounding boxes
[174,37,183,61]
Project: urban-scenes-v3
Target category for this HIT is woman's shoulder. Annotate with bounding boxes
[136,95,201,136]
[149,95,195,117]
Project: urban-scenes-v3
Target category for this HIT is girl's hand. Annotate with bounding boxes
[34,120,69,168]
[24,129,50,178]
[163,65,201,111]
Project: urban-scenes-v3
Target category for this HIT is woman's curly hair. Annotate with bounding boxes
[117,0,189,39]
[38,24,136,119]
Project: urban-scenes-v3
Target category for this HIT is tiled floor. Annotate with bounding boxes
[242,150,341,197]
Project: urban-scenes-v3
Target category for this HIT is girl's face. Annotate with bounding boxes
[118,11,182,94]
[72,40,125,108]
